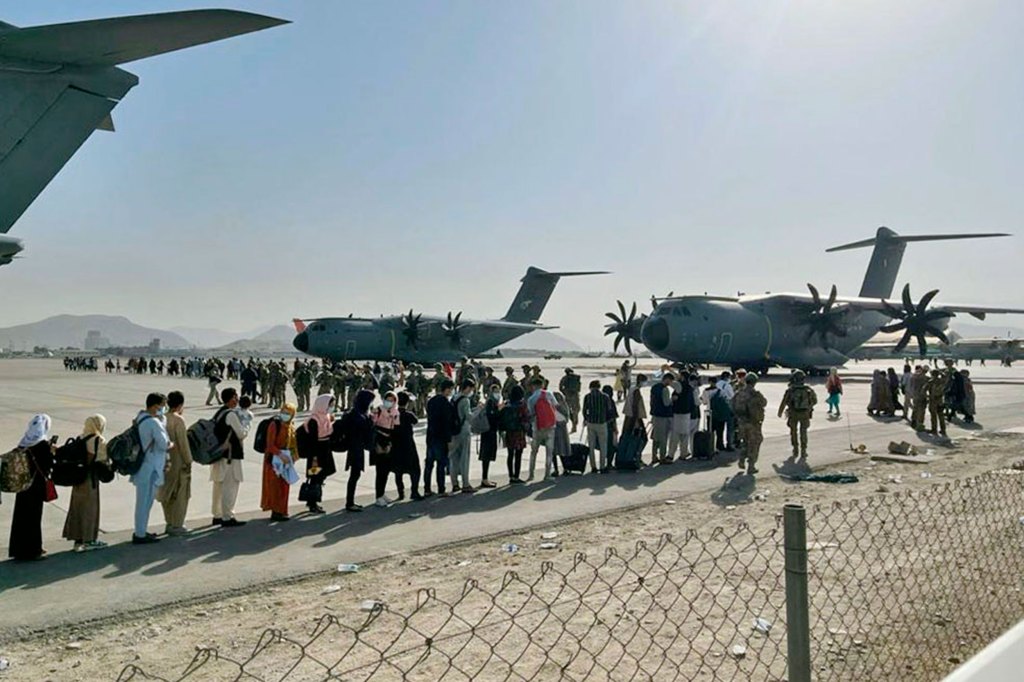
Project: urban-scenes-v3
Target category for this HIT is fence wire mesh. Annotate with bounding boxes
[116,468,1024,682]
[804,468,1024,680]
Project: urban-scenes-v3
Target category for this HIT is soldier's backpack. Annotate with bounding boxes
[470,406,491,435]
[788,386,816,412]
[187,411,228,465]
[52,436,93,487]
[562,374,581,393]
[252,418,275,454]
[0,447,33,493]
[107,416,153,476]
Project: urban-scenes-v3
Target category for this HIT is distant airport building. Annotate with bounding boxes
[148,338,161,353]
[84,331,111,351]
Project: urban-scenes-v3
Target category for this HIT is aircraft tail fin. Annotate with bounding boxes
[502,267,608,323]
[826,227,1010,299]
[0,10,289,67]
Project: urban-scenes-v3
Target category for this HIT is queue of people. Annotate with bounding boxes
[4,359,981,562]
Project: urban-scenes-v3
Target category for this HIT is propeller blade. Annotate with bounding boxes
[929,327,951,346]
[605,312,623,323]
[624,337,633,356]
[882,301,903,319]
[629,301,637,322]
[879,322,907,334]
[825,284,838,312]
[617,300,627,320]
[807,283,821,307]
[603,327,617,337]
[914,332,928,357]
[613,335,622,354]
[893,329,913,353]
[901,284,914,314]
[916,289,940,316]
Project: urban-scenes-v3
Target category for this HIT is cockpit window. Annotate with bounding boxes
[682,307,691,317]
[312,323,326,332]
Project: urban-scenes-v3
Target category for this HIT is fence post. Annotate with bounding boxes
[784,503,812,682]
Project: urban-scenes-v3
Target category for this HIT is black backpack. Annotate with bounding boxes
[252,418,274,454]
[52,436,93,487]
[451,396,466,432]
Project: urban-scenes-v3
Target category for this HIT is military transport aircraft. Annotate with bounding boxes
[0,9,288,266]
[604,227,1024,373]
[293,267,606,363]
[852,334,1022,366]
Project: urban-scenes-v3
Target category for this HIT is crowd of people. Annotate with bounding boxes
[6,357,981,561]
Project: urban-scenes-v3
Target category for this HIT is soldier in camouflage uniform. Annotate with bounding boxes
[909,365,929,430]
[502,366,518,400]
[481,366,501,395]
[777,370,817,459]
[293,361,313,412]
[257,361,268,404]
[926,368,949,436]
[732,374,767,475]
[430,363,449,396]
[558,368,582,433]
[317,363,335,398]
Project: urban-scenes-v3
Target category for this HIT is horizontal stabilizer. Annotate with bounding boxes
[0,10,289,67]
[827,228,1009,253]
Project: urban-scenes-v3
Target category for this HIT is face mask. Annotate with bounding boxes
[280,413,292,423]
[157,406,167,417]
[491,392,501,401]
[383,400,394,410]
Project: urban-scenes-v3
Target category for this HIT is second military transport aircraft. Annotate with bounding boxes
[0,9,287,266]
[293,267,606,363]
[604,227,1024,373]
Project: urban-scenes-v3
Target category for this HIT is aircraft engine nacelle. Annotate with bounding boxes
[0,235,24,266]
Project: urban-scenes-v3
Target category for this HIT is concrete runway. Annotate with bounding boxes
[1,357,1021,633]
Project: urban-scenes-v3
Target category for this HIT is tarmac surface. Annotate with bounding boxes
[0,357,1021,635]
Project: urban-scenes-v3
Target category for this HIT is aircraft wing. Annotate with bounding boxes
[743,293,1024,320]
[0,10,288,66]
[485,320,557,331]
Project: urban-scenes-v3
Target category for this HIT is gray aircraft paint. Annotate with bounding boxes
[622,228,1022,372]
[294,267,606,363]
[0,10,288,258]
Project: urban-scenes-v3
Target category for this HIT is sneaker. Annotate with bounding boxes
[307,504,326,514]
[85,540,108,550]
[411,493,424,501]
[375,497,391,508]
[461,486,476,494]
[422,490,435,498]
[132,534,160,545]
[212,517,223,526]
[481,480,497,488]
[221,518,247,528]
[345,504,363,512]
[167,526,191,537]
[74,543,86,553]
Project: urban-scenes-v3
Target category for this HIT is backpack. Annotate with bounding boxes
[329,418,350,453]
[0,447,33,493]
[499,404,524,433]
[252,418,274,454]
[452,396,467,432]
[534,392,557,430]
[52,436,93,487]
[710,390,733,420]
[108,416,154,476]
[470,405,491,435]
[187,412,227,465]
[788,386,816,412]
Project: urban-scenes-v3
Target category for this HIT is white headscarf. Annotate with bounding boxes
[19,414,51,449]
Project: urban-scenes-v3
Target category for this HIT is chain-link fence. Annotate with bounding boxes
[117,469,1024,682]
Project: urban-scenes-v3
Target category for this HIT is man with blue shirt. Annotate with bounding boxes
[132,393,171,545]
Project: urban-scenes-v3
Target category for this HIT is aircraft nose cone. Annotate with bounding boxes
[293,331,309,353]
[642,316,670,352]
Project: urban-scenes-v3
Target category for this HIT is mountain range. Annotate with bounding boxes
[0,315,191,351]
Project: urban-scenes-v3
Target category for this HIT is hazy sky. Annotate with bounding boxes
[2,0,1022,346]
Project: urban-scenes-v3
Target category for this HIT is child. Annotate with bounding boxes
[235,395,255,433]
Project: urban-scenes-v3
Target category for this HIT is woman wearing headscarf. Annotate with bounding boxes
[262,403,298,521]
[371,391,399,507]
[477,383,502,488]
[867,369,895,416]
[8,414,55,561]
[300,394,337,514]
[825,369,843,417]
[498,385,530,484]
[62,415,109,552]
[391,392,422,501]
[887,367,903,414]
[342,389,375,512]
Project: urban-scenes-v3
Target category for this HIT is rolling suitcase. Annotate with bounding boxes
[692,413,714,460]
[561,443,589,474]
[615,429,647,471]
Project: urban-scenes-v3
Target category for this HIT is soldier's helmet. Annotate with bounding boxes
[434,363,444,371]
[745,374,758,386]
[505,366,514,374]
[564,367,574,375]
[792,370,806,384]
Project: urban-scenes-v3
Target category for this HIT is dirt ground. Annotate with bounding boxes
[2,434,1022,681]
